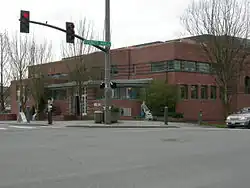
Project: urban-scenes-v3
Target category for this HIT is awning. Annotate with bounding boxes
[46,78,153,89]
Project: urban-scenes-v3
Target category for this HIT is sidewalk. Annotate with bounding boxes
[0,120,198,128]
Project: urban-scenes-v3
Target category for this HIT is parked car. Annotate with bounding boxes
[226,107,250,128]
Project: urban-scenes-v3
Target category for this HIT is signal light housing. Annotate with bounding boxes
[20,10,30,33]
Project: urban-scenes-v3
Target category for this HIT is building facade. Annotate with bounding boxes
[10,36,250,121]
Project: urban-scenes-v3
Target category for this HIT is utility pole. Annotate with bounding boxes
[104,0,111,124]
[0,34,4,112]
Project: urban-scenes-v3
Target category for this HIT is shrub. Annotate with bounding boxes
[110,106,120,113]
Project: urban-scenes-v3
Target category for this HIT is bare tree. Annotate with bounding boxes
[27,38,53,114]
[0,31,10,111]
[61,18,103,119]
[8,33,30,111]
[181,0,250,116]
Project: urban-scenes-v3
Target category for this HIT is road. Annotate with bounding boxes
[0,126,250,188]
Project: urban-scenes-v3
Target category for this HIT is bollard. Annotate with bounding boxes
[47,99,53,125]
[198,110,202,125]
[26,106,31,123]
[164,106,168,125]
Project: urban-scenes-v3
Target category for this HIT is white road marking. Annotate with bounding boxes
[44,126,64,129]
[9,126,36,129]
[0,127,7,130]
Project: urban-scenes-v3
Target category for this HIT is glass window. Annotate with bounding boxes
[168,60,181,71]
[151,62,166,72]
[180,85,188,99]
[198,63,210,73]
[112,87,139,99]
[111,65,118,74]
[245,76,250,94]
[210,64,217,74]
[113,88,121,99]
[52,89,67,100]
[219,86,224,99]
[201,85,208,99]
[183,61,196,72]
[210,86,217,99]
[191,85,198,99]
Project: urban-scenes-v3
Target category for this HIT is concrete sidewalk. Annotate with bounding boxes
[0,120,199,128]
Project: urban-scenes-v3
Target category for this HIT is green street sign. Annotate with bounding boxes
[84,40,111,47]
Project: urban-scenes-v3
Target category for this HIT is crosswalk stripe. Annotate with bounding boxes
[0,127,7,130]
[9,126,36,129]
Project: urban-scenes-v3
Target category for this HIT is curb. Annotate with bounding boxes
[66,125,179,128]
[8,123,49,127]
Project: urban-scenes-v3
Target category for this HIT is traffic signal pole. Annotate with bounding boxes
[104,0,112,124]
[23,20,107,52]
[19,6,113,124]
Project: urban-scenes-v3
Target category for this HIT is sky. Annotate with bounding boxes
[0,0,192,61]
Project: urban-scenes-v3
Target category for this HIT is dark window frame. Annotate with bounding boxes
[183,61,196,72]
[201,85,208,99]
[111,64,119,74]
[168,60,181,71]
[151,61,167,72]
[245,76,250,94]
[197,62,210,73]
[191,85,198,99]
[180,85,188,99]
[210,86,217,99]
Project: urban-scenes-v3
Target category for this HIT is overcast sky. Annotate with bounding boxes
[1,0,192,60]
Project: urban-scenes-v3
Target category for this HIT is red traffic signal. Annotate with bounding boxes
[23,12,29,19]
[20,10,30,33]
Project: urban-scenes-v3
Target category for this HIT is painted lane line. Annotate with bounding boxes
[9,126,36,129]
[0,127,7,130]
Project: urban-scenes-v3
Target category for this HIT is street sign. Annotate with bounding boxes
[84,40,111,47]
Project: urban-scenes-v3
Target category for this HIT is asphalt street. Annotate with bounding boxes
[0,126,250,188]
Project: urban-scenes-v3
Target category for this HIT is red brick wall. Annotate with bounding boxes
[11,40,250,121]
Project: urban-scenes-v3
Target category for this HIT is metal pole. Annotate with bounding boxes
[0,34,3,112]
[104,0,111,124]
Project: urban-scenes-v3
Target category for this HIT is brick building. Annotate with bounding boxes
[10,35,250,121]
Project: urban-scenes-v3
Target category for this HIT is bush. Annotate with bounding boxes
[110,106,120,113]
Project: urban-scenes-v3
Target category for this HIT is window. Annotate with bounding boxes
[245,76,250,94]
[111,65,118,74]
[112,87,138,99]
[180,85,188,99]
[151,62,166,72]
[191,85,198,99]
[132,64,136,74]
[210,64,217,74]
[197,63,210,73]
[52,89,67,100]
[183,61,196,72]
[168,60,181,71]
[210,86,217,99]
[201,85,208,99]
[219,86,224,99]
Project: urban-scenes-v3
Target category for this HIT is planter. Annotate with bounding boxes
[111,112,120,123]
[0,113,17,120]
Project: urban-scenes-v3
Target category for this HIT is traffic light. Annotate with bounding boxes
[100,82,105,89]
[66,22,75,43]
[110,81,117,89]
[20,10,30,33]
